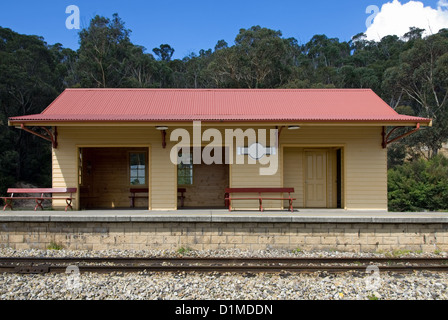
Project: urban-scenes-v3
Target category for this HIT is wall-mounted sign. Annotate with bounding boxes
[237,143,276,160]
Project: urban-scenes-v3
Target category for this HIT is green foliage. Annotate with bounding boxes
[0,27,58,195]
[384,31,448,157]
[387,144,407,169]
[394,105,414,116]
[388,155,448,212]
[390,249,412,257]
[47,242,64,250]
[368,294,379,300]
[77,14,134,88]
[176,247,193,255]
[153,44,175,62]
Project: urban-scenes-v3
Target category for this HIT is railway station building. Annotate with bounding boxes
[8,88,431,212]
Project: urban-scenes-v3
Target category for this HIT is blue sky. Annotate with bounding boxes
[0,0,444,59]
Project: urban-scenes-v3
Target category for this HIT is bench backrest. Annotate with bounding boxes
[225,188,294,193]
[130,188,149,193]
[7,188,77,194]
[130,188,187,193]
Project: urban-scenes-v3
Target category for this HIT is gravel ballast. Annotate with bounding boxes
[0,248,447,300]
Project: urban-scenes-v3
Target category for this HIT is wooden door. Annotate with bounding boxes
[304,150,327,208]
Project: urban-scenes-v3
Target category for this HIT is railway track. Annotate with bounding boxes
[1,256,448,274]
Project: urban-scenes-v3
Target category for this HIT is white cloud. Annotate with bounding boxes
[439,0,448,10]
[365,0,448,41]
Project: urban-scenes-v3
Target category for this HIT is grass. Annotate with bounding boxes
[390,249,412,257]
[47,242,64,250]
[292,248,302,254]
[378,249,422,257]
[177,247,193,255]
[368,294,379,300]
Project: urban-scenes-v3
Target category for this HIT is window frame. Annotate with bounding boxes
[177,149,194,186]
[128,151,148,187]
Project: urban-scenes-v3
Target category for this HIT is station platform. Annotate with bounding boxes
[1,209,448,224]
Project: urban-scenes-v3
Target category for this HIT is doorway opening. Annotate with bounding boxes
[177,147,229,209]
[78,147,149,209]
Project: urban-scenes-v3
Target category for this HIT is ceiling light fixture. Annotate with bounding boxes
[156,126,169,149]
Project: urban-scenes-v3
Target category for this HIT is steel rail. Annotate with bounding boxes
[1,257,447,274]
[1,256,448,263]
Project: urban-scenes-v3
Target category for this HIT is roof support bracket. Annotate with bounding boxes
[382,123,420,149]
[20,124,58,149]
[161,129,167,149]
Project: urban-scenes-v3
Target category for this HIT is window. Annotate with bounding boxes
[178,151,193,185]
[130,152,146,186]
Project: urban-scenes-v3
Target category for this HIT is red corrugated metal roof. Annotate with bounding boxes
[8,88,431,124]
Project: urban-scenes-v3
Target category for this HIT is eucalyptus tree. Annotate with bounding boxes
[208,26,294,88]
[0,27,60,190]
[77,13,135,88]
[179,49,214,88]
[384,29,448,158]
[122,45,158,88]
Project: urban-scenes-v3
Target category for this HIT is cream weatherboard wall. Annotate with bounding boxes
[52,126,174,210]
[281,126,386,210]
[51,125,387,211]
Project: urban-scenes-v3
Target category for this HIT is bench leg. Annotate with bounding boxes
[289,199,293,212]
[34,199,44,211]
[259,198,263,212]
[3,199,13,211]
[65,199,73,212]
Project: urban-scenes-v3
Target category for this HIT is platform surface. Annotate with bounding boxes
[1,209,448,223]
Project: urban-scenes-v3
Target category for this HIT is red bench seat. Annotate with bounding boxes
[225,188,296,212]
[1,188,77,212]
